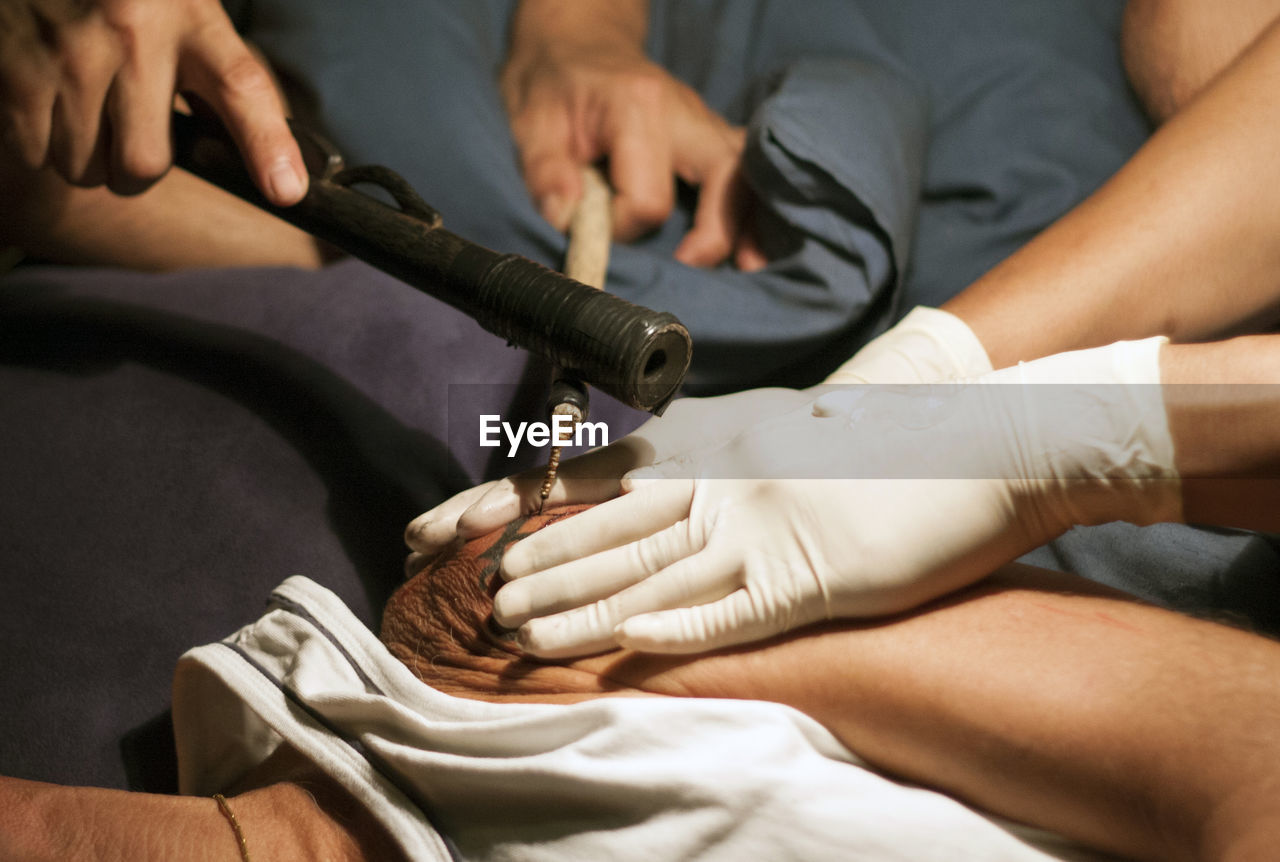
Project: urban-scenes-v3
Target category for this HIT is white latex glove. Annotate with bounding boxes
[493,337,1181,658]
[404,308,989,564]
[822,306,993,384]
[403,387,821,565]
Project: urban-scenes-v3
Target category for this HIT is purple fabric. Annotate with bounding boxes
[0,260,644,789]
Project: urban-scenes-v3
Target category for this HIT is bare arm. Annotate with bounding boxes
[1123,0,1280,122]
[389,512,1280,862]
[0,745,403,861]
[1160,336,1280,530]
[606,568,1280,862]
[1,162,325,270]
[945,13,1280,367]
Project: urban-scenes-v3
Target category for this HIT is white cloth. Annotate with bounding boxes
[173,576,1112,862]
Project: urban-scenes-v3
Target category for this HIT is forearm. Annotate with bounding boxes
[0,776,361,862]
[2,164,324,271]
[1123,0,1280,121]
[629,570,1280,862]
[1159,336,1280,529]
[944,17,1280,367]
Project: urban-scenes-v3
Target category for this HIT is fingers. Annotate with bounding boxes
[0,1,52,167]
[733,226,769,273]
[672,160,740,267]
[672,128,749,268]
[404,481,498,555]
[404,441,652,558]
[403,550,431,579]
[511,106,583,232]
[458,447,637,537]
[45,17,121,186]
[514,544,739,659]
[492,517,704,628]
[0,81,54,170]
[604,89,674,241]
[178,11,305,206]
[500,479,695,578]
[501,50,758,257]
[617,590,793,654]
[105,42,177,194]
[1,0,301,203]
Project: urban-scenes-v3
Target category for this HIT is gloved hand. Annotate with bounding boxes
[404,307,990,564]
[0,0,305,203]
[493,337,1181,658]
[404,387,822,566]
[822,305,993,384]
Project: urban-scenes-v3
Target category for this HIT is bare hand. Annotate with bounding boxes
[0,0,305,204]
[501,36,760,269]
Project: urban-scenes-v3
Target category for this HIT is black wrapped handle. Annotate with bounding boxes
[170,111,690,414]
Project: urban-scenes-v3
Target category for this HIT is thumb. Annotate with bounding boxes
[616,590,787,654]
[621,445,716,488]
[810,388,875,418]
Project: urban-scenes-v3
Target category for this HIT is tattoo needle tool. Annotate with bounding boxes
[538,166,613,512]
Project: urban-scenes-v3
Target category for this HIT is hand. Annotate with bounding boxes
[0,0,305,203]
[406,307,987,570]
[403,387,820,568]
[822,306,994,384]
[492,338,1181,658]
[500,19,757,268]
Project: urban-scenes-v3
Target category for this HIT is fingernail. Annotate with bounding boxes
[269,158,305,204]
[515,625,532,652]
[620,468,657,491]
[491,587,524,626]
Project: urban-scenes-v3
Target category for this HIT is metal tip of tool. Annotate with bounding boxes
[537,445,562,517]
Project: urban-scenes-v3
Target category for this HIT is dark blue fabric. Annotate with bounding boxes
[243,0,1147,385]
[1020,524,1280,633]
[857,0,1149,308]
[244,0,930,389]
[0,260,647,790]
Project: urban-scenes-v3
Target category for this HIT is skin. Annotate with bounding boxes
[405,0,1280,561]
[0,158,326,269]
[1122,0,1280,123]
[4,508,1280,860]
[0,748,407,862]
[402,0,1280,664]
[2,0,751,272]
[5,5,1280,856]
[0,36,324,270]
[477,336,1280,651]
[0,0,304,203]
[385,508,1280,862]
[945,3,1280,367]
[501,0,761,268]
